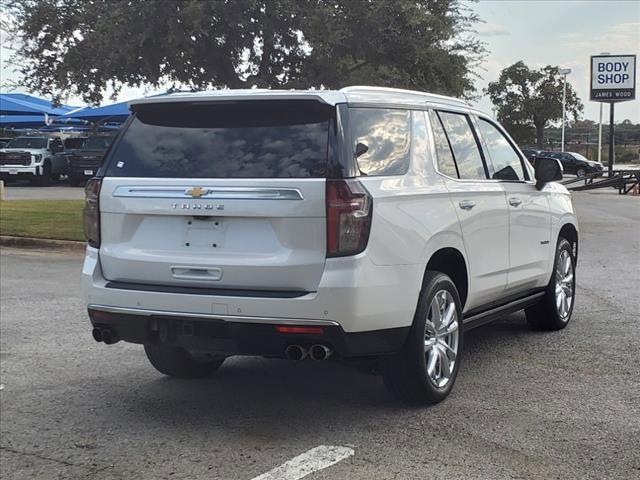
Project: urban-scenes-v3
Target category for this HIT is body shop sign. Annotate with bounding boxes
[591,54,636,101]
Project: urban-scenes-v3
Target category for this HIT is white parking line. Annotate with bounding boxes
[250,445,355,480]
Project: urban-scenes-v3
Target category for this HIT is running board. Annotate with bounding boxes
[463,292,545,331]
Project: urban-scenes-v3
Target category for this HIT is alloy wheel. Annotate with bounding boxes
[424,290,459,388]
[555,250,574,320]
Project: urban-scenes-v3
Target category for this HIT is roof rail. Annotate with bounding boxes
[339,85,469,106]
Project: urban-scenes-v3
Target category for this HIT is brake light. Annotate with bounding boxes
[326,179,372,257]
[83,178,102,248]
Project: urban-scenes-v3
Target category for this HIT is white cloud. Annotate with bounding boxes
[561,22,639,52]
[476,23,510,37]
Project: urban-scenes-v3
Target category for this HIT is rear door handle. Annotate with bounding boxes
[509,197,522,207]
[458,200,476,210]
[171,266,223,281]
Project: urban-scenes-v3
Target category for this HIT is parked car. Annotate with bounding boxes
[83,87,578,404]
[521,148,543,164]
[67,135,114,186]
[540,151,604,177]
[0,136,67,185]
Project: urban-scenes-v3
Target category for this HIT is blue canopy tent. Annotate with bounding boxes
[64,100,131,123]
[0,114,87,130]
[0,93,75,116]
[1,93,78,115]
[0,115,51,128]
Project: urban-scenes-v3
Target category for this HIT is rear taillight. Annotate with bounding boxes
[326,179,372,257]
[83,178,102,248]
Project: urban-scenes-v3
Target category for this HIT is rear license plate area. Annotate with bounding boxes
[184,219,224,248]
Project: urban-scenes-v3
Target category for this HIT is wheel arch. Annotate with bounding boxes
[559,222,578,264]
[424,247,469,309]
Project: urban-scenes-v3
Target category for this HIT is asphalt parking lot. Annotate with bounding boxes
[1,191,639,480]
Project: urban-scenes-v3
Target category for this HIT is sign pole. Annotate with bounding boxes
[608,102,615,177]
[597,102,603,163]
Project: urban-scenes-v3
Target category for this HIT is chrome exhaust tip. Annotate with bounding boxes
[309,344,332,361]
[284,344,307,361]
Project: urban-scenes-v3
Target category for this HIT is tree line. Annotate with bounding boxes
[5,0,637,155]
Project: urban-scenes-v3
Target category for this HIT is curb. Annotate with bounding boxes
[0,235,86,252]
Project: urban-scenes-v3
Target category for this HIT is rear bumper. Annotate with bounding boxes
[88,305,409,358]
[83,246,424,355]
[69,162,100,176]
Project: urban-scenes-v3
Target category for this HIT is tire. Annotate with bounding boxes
[525,237,576,330]
[576,167,586,178]
[144,344,225,378]
[382,271,463,404]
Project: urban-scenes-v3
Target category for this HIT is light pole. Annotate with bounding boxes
[597,52,610,163]
[559,68,572,152]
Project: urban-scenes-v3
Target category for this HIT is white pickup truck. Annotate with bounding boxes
[0,136,67,185]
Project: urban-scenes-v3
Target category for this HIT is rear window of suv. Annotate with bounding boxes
[104,100,332,178]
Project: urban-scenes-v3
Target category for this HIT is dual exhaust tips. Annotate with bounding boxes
[92,327,119,345]
[285,344,332,361]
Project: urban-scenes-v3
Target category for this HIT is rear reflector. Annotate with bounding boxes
[88,309,116,322]
[275,326,324,335]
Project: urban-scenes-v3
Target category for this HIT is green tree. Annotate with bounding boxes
[5,0,484,104]
[486,61,583,147]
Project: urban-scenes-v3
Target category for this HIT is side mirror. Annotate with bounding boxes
[534,157,563,190]
[354,142,369,158]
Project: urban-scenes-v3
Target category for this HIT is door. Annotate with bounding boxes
[558,153,576,174]
[98,100,335,293]
[476,117,551,293]
[428,110,509,310]
[49,138,65,173]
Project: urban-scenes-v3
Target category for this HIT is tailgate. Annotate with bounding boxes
[99,178,326,292]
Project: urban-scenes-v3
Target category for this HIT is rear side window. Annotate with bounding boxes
[64,138,86,149]
[478,119,526,181]
[437,111,486,180]
[428,110,458,178]
[84,137,113,149]
[104,100,332,178]
[350,108,410,176]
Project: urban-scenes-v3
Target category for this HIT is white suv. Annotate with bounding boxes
[82,87,578,404]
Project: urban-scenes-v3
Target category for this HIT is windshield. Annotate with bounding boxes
[84,136,112,150]
[105,100,332,178]
[5,137,47,149]
[570,152,590,162]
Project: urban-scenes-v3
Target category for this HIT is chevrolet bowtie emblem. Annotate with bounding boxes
[186,187,209,198]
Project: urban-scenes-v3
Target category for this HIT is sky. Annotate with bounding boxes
[471,0,640,122]
[1,0,639,122]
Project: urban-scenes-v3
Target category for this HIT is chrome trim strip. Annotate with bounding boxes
[112,186,304,200]
[88,304,340,327]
